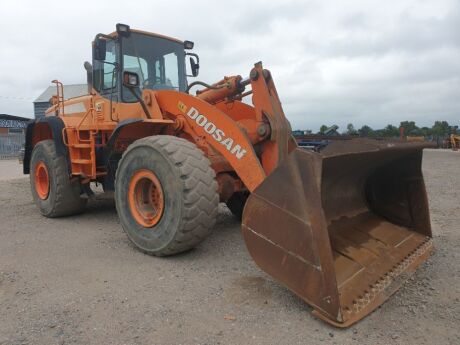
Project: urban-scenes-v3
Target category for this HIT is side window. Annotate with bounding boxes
[102,42,117,90]
[152,53,179,89]
[153,59,161,86]
[123,55,148,84]
[163,53,179,88]
[93,40,117,93]
[122,55,148,102]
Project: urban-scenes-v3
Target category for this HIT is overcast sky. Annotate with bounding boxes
[0,0,458,131]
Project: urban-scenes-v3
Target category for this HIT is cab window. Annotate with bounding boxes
[121,32,186,102]
[93,40,118,93]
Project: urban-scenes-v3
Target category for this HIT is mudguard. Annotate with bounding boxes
[23,116,68,174]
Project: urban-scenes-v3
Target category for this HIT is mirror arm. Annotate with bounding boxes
[126,87,152,119]
[103,61,118,67]
[95,33,114,41]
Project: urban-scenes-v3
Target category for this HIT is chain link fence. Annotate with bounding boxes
[0,133,25,160]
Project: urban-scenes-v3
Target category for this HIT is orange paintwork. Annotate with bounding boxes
[38,58,293,195]
[34,161,50,200]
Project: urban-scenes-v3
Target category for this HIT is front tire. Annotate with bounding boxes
[30,140,87,217]
[115,136,219,256]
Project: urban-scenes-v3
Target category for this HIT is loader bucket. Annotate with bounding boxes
[242,139,434,327]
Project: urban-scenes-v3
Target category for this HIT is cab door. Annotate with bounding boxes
[92,38,120,122]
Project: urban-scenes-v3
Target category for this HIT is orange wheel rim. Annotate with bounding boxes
[35,161,50,200]
[128,169,165,228]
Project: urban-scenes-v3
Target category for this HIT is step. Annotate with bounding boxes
[73,159,92,164]
[71,144,92,148]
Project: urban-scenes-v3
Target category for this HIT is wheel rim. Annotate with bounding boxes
[128,169,165,228]
[35,161,50,200]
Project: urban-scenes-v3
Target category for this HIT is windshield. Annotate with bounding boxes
[121,32,186,102]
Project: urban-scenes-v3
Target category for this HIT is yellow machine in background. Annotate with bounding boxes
[450,134,460,151]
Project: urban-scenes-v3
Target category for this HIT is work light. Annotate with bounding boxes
[116,23,130,37]
[184,40,194,49]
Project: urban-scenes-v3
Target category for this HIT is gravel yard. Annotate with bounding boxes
[0,149,459,345]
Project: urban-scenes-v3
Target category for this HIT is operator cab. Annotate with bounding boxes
[91,23,198,102]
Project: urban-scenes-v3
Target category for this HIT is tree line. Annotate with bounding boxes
[307,121,458,138]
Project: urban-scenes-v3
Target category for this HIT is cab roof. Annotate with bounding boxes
[108,29,183,44]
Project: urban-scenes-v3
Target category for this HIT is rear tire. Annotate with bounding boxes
[115,135,219,256]
[30,140,87,217]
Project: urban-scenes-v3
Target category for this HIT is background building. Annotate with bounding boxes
[0,114,29,134]
[0,114,30,159]
[33,84,87,119]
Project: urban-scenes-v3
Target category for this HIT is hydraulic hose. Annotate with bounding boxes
[185,81,224,94]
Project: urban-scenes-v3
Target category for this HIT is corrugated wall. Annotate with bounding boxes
[34,102,49,119]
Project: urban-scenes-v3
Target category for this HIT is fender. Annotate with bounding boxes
[102,118,173,190]
[104,118,144,158]
[101,119,142,191]
[104,118,174,160]
[23,116,68,174]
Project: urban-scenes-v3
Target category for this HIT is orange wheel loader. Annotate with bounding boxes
[23,24,434,327]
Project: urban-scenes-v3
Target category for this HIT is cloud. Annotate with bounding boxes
[0,0,458,132]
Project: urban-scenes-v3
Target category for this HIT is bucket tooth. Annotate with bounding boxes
[242,139,434,327]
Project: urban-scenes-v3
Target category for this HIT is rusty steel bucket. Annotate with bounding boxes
[242,139,434,327]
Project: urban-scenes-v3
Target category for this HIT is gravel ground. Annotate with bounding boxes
[0,149,459,345]
[0,160,22,181]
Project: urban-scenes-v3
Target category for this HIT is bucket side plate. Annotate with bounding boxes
[242,141,433,326]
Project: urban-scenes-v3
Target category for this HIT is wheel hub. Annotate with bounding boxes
[35,161,50,200]
[128,170,165,228]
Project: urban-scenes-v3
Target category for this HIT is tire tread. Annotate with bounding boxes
[116,136,219,256]
[30,140,86,217]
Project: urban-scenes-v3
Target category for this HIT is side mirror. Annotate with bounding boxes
[123,71,139,88]
[190,58,199,77]
[187,53,200,77]
[93,37,107,61]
